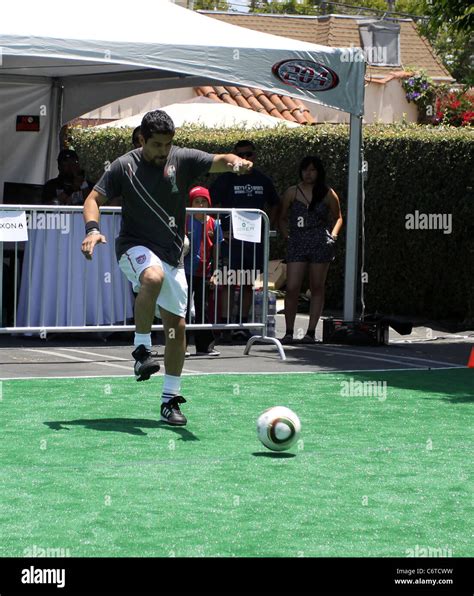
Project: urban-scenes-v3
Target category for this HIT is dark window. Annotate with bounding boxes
[358,20,401,66]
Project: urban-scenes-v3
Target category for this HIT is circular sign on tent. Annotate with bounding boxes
[272,60,339,92]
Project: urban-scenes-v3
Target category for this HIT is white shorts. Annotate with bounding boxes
[118,246,188,318]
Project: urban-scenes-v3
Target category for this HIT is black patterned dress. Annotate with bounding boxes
[287,189,336,264]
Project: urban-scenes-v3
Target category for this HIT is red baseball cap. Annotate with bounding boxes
[189,186,211,206]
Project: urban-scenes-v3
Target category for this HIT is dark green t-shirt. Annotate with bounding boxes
[94,146,214,266]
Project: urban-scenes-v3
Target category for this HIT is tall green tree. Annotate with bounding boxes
[415,0,473,85]
[425,0,473,34]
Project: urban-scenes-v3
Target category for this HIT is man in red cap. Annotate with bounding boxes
[185,186,223,356]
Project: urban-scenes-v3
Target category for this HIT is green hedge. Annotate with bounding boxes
[69,124,474,324]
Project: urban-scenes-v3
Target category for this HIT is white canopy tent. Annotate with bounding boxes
[0,0,366,319]
[95,96,300,129]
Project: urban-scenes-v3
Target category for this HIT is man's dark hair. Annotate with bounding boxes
[298,155,329,210]
[132,126,141,147]
[234,140,255,152]
[140,110,175,141]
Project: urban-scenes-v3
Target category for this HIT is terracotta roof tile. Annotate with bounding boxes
[203,12,454,81]
[213,86,239,105]
[194,85,316,124]
[197,86,220,102]
[251,89,284,118]
[280,95,310,124]
[239,88,270,113]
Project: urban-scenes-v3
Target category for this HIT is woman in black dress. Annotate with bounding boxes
[278,156,343,344]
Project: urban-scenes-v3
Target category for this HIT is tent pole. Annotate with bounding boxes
[45,79,63,180]
[343,113,362,321]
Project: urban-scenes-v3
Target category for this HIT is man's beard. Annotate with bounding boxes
[153,156,167,166]
[143,151,167,167]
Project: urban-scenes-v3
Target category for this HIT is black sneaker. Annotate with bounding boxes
[161,396,187,426]
[132,344,161,382]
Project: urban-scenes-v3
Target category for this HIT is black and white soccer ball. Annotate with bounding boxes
[257,406,301,452]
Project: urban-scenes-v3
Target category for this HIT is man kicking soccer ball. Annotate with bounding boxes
[81,110,252,426]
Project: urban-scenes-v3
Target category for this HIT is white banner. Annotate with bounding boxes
[231,210,262,243]
[0,210,28,241]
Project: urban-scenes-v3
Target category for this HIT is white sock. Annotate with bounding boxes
[134,333,152,349]
[162,374,181,403]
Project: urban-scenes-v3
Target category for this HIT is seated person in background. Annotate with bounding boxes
[42,149,93,205]
[132,126,142,149]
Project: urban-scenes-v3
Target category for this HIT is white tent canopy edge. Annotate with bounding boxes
[0,0,365,319]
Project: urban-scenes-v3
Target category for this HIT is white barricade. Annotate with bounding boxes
[0,205,285,359]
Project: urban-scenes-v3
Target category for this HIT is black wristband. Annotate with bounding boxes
[85,220,100,234]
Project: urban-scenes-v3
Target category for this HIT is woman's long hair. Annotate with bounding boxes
[298,156,329,210]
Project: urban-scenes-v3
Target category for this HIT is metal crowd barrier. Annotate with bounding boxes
[0,205,285,360]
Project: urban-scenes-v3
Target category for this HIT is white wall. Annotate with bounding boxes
[364,79,418,123]
[306,79,418,124]
[81,87,195,119]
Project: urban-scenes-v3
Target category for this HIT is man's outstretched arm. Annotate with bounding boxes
[210,154,253,175]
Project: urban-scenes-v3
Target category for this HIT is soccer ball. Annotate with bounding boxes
[257,406,301,452]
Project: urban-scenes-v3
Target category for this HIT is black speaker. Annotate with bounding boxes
[323,317,389,345]
[363,313,413,336]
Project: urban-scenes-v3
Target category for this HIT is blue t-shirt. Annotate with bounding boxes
[184,215,223,277]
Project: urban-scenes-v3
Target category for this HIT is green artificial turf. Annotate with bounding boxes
[1,369,472,557]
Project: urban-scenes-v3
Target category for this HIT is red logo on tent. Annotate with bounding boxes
[16,115,40,132]
[272,60,339,92]
[136,254,146,265]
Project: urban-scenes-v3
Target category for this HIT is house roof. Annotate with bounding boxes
[194,85,316,124]
[201,12,454,81]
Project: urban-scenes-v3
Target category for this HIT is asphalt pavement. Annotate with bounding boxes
[1,312,472,380]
